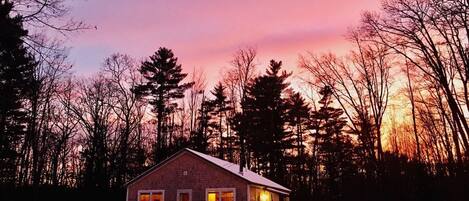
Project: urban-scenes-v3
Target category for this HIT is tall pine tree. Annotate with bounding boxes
[209,82,231,159]
[0,1,35,184]
[310,86,356,201]
[241,60,293,185]
[285,91,311,200]
[190,94,214,153]
[134,47,193,163]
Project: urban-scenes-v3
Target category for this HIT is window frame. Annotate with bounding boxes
[177,189,192,201]
[205,188,236,201]
[137,190,165,201]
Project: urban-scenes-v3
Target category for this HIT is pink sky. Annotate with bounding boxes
[66,0,380,87]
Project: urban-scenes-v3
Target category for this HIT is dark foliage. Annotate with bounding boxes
[190,96,214,153]
[236,60,293,185]
[133,47,193,163]
[0,0,35,185]
[209,82,232,159]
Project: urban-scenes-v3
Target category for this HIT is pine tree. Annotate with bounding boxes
[133,47,193,163]
[0,1,36,184]
[310,86,356,200]
[191,95,214,153]
[285,91,311,199]
[286,92,311,165]
[241,60,293,184]
[349,112,377,179]
[209,82,231,159]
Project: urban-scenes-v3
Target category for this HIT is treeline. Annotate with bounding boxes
[1,0,469,201]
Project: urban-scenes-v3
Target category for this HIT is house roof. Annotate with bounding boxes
[185,148,290,193]
[126,148,290,194]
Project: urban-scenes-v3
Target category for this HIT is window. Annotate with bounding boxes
[140,193,150,201]
[208,192,219,201]
[254,189,272,201]
[206,188,235,201]
[221,191,234,201]
[177,189,192,201]
[138,190,164,201]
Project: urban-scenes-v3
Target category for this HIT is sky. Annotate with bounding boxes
[66,0,380,87]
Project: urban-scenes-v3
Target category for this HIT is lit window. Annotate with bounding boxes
[139,191,164,201]
[221,191,234,201]
[259,191,270,201]
[140,193,150,201]
[208,192,218,201]
[151,193,163,201]
[255,190,271,201]
[206,188,235,201]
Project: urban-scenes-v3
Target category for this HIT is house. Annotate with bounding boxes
[126,148,290,201]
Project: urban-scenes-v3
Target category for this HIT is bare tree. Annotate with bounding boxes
[49,77,78,186]
[228,47,258,111]
[300,36,391,172]
[404,58,422,160]
[69,76,115,188]
[17,39,72,186]
[225,47,257,171]
[360,0,469,163]
[187,68,206,137]
[102,53,146,186]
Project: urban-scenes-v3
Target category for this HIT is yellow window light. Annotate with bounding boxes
[260,191,270,201]
[208,192,217,201]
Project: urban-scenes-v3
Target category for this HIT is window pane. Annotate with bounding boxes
[208,192,219,201]
[259,191,270,201]
[179,192,190,201]
[140,193,150,201]
[151,192,163,201]
[221,192,234,201]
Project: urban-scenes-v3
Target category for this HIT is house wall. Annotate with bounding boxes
[127,152,248,201]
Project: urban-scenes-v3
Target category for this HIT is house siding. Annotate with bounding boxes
[127,152,248,201]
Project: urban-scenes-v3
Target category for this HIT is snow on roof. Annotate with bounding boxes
[185,148,290,193]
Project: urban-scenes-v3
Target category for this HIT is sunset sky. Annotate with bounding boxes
[66,0,380,86]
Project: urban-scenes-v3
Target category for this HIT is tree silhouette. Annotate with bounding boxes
[209,82,231,159]
[133,47,193,163]
[311,86,356,201]
[285,91,311,199]
[241,60,293,184]
[190,95,214,153]
[0,1,36,185]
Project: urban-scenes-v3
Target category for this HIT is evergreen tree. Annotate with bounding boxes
[241,60,293,184]
[190,95,214,153]
[349,112,377,180]
[285,91,311,200]
[310,86,356,201]
[0,1,35,184]
[133,47,193,163]
[209,82,231,159]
